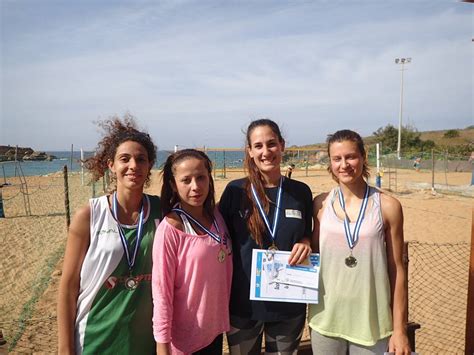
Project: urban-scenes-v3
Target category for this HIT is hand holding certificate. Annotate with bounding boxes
[249,249,320,304]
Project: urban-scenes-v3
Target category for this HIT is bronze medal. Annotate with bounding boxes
[268,243,278,251]
[345,255,357,268]
[218,248,226,263]
[125,276,139,290]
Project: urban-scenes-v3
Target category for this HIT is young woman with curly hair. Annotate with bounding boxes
[57,114,161,354]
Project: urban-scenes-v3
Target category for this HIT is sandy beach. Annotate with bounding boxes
[0,167,472,354]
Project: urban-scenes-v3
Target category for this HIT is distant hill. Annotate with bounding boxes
[418,128,473,147]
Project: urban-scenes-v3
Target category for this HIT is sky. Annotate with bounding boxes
[1,0,472,151]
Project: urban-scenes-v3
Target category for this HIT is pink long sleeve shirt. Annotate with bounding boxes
[152,209,233,355]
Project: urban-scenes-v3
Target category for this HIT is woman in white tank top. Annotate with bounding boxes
[308,130,411,355]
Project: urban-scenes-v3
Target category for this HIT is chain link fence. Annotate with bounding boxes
[0,170,103,353]
[408,241,470,354]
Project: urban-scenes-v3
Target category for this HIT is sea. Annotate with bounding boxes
[0,150,246,178]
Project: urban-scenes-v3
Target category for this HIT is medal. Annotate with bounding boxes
[112,192,146,290]
[172,207,228,262]
[251,177,283,250]
[125,276,139,291]
[338,185,369,268]
[268,243,278,251]
[345,255,357,268]
[218,248,226,263]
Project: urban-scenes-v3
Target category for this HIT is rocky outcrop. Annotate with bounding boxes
[0,146,56,162]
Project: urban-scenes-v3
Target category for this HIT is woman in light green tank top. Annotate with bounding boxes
[308,130,411,355]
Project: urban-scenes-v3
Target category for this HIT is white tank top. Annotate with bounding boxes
[308,186,393,346]
[75,195,155,352]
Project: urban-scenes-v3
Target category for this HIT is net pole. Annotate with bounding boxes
[465,210,474,355]
[70,144,74,172]
[431,149,435,193]
[63,165,71,229]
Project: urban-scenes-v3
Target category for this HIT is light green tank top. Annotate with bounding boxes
[308,187,393,346]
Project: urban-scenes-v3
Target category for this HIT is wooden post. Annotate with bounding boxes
[80,148,84,186]
[63,165,71,229]
[223,150,226,178]
[431,149,435,193]
[214,151,217,179]
[2,165,6,185]
[0,186,5,218]
[465,208,474,355]
[305,151,309,177]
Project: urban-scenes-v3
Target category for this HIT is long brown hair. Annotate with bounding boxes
[160,149,215,218]
[326,129,370,182]
[243,119,285,246]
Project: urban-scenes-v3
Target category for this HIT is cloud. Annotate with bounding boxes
[1,1,472,150]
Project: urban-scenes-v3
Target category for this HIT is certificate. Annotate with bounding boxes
[249,249,320,304]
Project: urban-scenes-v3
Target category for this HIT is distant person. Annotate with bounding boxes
[308,130,411,355]
[285,163,295,179]
[413,157,421,172]
[57,116,161,354]
[152,149,232,354]
[219,119,313,354]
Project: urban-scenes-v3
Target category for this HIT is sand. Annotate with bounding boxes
[0,167,472,354]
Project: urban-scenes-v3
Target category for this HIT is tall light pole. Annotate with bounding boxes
[394,57,411,159]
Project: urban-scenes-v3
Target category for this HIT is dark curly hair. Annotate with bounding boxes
[326,129,370,182]
[160,149,215,219]
[84,113,157,188]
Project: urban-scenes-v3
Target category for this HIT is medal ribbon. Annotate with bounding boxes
[338,185,369,250]
[250,176,283,246]
[112,192,145,272]
[171,207,224,245]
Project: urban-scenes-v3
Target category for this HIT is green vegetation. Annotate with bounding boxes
[287,126,473,159]
[443,129,460,138]
[369,125,473,158]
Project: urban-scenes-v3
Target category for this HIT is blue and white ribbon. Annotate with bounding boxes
[251,177,283,246]
[338,185,369,250]
[112,192,145,272]
[171,207,225,245]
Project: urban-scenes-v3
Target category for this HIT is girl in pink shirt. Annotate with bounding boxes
[152,149,233,355]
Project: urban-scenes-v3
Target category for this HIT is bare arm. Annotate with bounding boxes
[381,193,411,355]
[57,205,91,355]
[156,342,171,355]
[288,187,321,265]
[310,193,328,253]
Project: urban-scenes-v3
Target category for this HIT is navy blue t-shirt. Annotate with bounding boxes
[219,177,313,321]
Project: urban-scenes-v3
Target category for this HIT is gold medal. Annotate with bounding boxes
[218,248,226,263]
